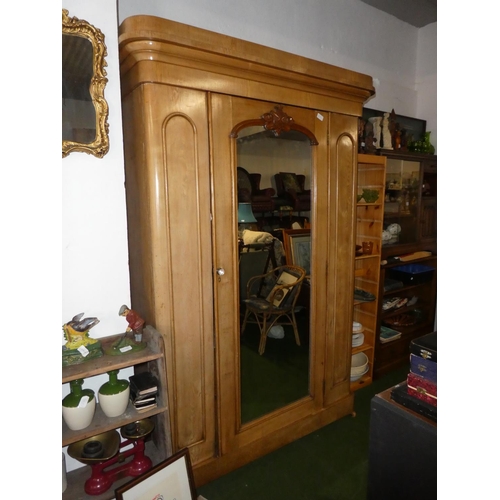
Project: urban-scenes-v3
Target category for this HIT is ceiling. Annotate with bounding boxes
[359,0,437,27]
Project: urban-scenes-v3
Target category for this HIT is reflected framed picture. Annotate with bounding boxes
[282,229,311,275]
[115,448,197,500]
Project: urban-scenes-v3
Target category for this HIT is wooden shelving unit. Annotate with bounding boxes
[62,325,172,500]
[351,154,386,391]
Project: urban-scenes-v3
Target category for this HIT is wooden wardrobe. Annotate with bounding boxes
[118,15,375,485]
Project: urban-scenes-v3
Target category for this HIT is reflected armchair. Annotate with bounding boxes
[241,264,306,355]
[237,167,276,215]
[274,172,311,214]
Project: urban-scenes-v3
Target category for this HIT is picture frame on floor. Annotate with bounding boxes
[282,229,311,275]
[115,448,197,500]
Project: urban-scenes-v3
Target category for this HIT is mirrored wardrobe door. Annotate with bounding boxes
[210,94,330,455]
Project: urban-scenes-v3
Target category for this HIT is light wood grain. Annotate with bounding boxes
[118,15,375,486]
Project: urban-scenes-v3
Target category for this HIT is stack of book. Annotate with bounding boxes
[407,331,437,408]
[390,331,437,422]
[129,371,159,413]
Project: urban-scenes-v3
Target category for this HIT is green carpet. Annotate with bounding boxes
[240,314,310,423]
[197,363,409,500]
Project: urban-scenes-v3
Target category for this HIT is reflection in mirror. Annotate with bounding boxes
[236,125,313,424]
[63,34,95,144]
[62,9,109,158]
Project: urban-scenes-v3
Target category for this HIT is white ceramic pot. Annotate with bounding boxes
[62,396,96,430]
[99,385,130,418]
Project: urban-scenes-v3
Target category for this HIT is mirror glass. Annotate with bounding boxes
[62,34,96,144]
[236,125,313,424]
[62,9,109,158]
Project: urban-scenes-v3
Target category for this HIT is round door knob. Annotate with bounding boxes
[216,268,225,276]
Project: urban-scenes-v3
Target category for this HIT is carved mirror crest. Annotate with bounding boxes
[62,9,109,158]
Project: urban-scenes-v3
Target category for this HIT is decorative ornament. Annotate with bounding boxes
[62,312,103,367]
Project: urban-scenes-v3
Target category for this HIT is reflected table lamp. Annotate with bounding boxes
[238,202,257,238]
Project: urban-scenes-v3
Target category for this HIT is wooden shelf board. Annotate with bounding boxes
[62,333,163,384]
[63,401,169,447]
[350,372,373,391]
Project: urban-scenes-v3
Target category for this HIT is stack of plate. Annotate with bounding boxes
[352,321,364,347]
[352,333,364,347]
[352,321,364,333]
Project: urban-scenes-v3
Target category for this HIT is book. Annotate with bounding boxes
[131,395,157,406]
[130,386,158,402]
[129,372,158,396]
[135,401,158,413]
[379,325,402,344]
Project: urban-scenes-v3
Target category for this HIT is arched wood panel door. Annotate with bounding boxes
[122,83,216,466]
[205,94,357,477]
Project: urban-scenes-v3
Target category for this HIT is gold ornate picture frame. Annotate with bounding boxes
[62,9,109,158]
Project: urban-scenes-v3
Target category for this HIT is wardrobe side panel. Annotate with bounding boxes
[123,84,216,465]
[324,112,358,406]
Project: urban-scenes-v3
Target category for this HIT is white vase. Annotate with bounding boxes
[98,370,130,418]
[62,379,96,431]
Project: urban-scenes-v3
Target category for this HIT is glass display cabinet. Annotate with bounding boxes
[381,152,437,259]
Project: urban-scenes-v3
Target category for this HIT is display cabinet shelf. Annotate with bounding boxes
[351,154,386,391]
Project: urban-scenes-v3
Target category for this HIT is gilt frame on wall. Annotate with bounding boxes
[62,9,110,158]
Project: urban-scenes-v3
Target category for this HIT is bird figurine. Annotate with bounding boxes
[63,312,100,350]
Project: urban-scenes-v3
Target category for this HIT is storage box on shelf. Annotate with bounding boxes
[375,255,437,377]
[352,154,386,390]
[62,325,172,500]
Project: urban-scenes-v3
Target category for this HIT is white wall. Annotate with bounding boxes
[62,0,133,474]
[416,23,437,151]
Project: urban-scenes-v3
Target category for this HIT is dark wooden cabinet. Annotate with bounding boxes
[373,151,437,377]
[375,255,437,377]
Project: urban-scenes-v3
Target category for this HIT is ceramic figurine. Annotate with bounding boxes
[368,117,382,149]
[119,305,145,342]
[381,112,393,150]
[105,305,148,355]
[62,313,103,366]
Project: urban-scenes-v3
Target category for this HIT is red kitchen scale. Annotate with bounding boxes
[67,418,154,495]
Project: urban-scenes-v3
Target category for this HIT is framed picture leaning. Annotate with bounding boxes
[115,448,197,500]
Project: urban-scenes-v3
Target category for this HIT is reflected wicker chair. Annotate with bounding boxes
[241,264,306,355]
